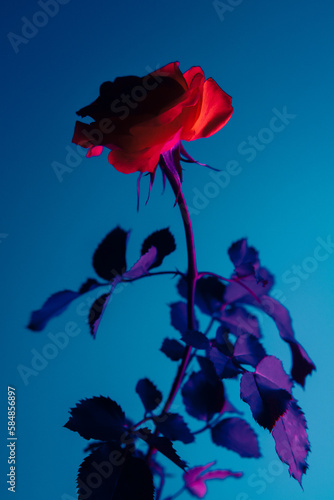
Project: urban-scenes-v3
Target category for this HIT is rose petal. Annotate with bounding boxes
[128,87,202,151]
[130,74,186,118]
[73,63,233,175]
[108,145,162,174]
[183,66,205,90]
[87,145,103,157]
[183,78,233,141]
[72,121,95,148]
[148,62,188,91]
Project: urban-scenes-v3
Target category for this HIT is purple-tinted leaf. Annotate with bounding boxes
[79,278,101,294]
[64,396,125,441]
[155,413,194,444]
[182,371,225,421]
[141,228,176,269]
[178,276,225,316]
[194,277,226,315]
[135,428,187,470]
[289,342,315,388]
[227,240,274,299]
[136,378,163,412]
[28,290,80,331]
[219,306,261,338]
[123,247,157,280]
[260,296,315,387]
[88,249,158,339]
[233,334,266,367]
[181,331,210,350]
[272,400,310,485]
[184,462,243,498]
[215,327,235,355]
[228,239,259,277]
[170,302,188,333]
[28,279,104,332]
[240,356,292,430]
[77,444,154,500]
[211,417,261,458]
[198,356,240,415]
[196,356,220,385]
[89,293,111,338]
[224,267,274,304]
[170,302,199,334]
[161,338,185,361]
[93,227,129,281]
[239,295,315,386]
[208,347,242,379]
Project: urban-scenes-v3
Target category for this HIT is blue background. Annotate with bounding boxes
[1,0,334,498]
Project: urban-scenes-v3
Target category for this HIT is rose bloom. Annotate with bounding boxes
[72,62,233,174]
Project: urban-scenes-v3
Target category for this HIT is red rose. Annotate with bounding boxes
[72,62,233,174]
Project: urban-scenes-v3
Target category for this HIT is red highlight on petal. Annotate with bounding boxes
[87,146,103,158]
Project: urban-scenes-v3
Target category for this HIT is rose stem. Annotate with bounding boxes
[146,161,198,462]
[162,165,198,411]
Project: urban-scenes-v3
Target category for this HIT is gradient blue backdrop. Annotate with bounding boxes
[1,0,334,498]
